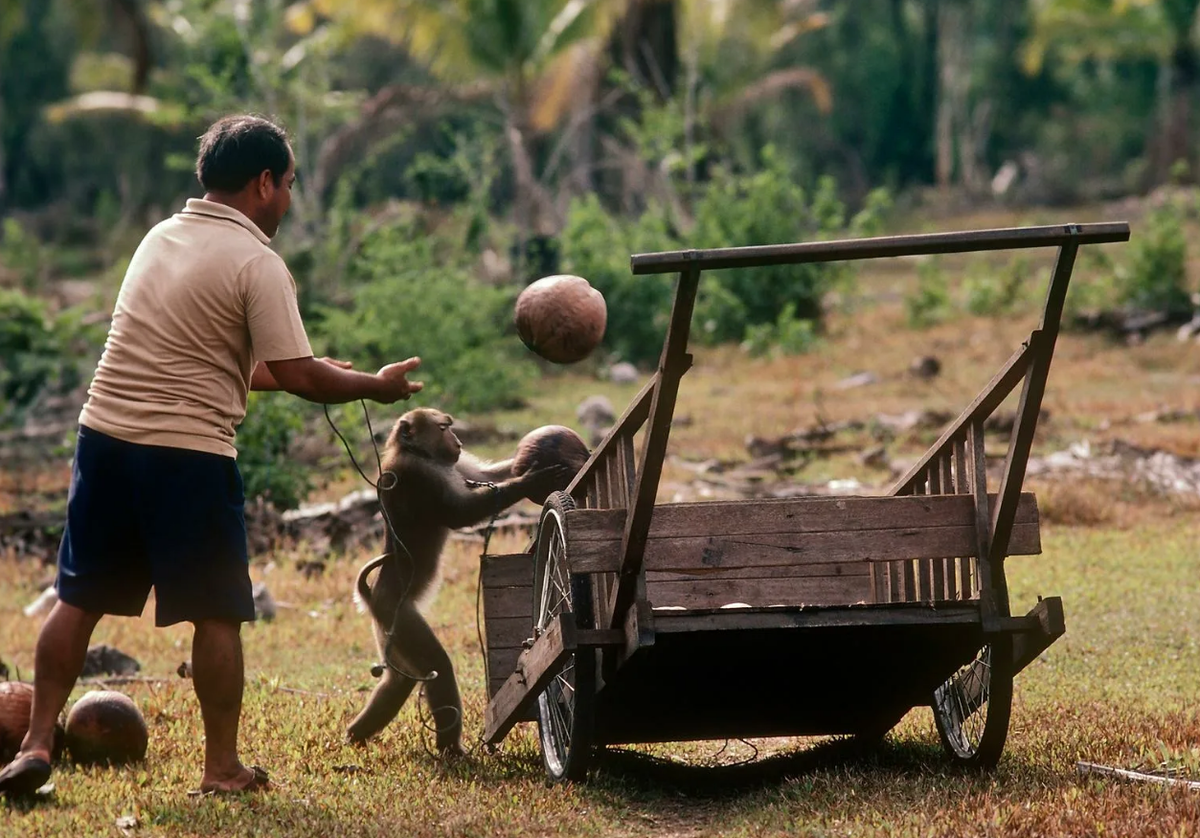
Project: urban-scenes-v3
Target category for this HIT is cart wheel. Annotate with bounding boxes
[931,635,1013,768]
[532,491,595,782]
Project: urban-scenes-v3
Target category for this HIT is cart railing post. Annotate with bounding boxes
[608,263,702,630]
[988,240,1080,583]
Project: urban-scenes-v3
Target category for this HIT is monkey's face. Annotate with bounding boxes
[396,408,462,463]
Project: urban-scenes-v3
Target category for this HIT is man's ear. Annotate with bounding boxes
[257,169,274,199]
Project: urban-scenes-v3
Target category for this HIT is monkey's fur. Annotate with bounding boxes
[347,408,574,753]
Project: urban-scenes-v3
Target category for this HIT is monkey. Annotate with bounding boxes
[346,407,575,754]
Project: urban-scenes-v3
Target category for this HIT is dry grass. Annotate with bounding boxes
[7,206,1200,834]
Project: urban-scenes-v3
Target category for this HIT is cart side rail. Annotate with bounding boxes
[562,492,1040,610]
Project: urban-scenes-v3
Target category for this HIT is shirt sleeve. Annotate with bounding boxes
[241,252,314,363]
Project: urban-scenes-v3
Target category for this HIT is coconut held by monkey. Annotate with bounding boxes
[512,425,591,503]
[514,274,607,364]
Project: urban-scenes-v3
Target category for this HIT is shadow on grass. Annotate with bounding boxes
[586,735,1055,799]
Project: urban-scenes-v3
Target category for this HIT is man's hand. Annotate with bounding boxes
[319,357,354,370]
[374,357,424,403]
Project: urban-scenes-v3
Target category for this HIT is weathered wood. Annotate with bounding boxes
[483,585,535,620]
[646,563,869,582]
[569,520,1041,575]
[1076,761,1200,792]
[1012,596,1066,676]
[480,553,534,589]
[566,375,657,499]
[620,433,636,502]
[968,422,991,616]
[485,616,538,650]
[611,263,702,629]
[630,222,1129,275]
[484,613,575,744]
[991,242,1078,583]
[568,492,1039,542]
[646,575,872,609]
[889,336,1037,495]
[623,599,656,659]
[650,602,983,633]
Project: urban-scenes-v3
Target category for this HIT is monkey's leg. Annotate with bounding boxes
[346,622,418,744]
[387,601,464,754]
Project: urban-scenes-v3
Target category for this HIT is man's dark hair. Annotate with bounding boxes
[195,115,291,193]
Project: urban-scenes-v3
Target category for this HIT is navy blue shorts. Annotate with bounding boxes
[55,425,255,627]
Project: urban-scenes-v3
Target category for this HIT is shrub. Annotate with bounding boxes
[905,258,952,328]
[1119,201,1191,315]
[0,289,104,423]
[964,256,1033,317]
[559,195,677,366]
[236,391,313,510]
[314,222,532,413]
[742,304,820,358]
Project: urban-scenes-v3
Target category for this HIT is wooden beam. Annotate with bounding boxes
[610,264,702,629]
[1011,596,1066,676]
[568,492,1038,542]
[570,521,1041,575]
[889,337,1037,495]
[991,243,1079,571]
[630,222,1129,275]
[566,375,658,498]
[651,602,982,633]
[483,614,575,745]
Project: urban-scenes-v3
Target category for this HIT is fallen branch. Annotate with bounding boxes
[1076,760,1200,791]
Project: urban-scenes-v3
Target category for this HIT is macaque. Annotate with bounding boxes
[347,408,574,754]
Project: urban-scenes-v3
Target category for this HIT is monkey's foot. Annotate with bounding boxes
[437,741,468,760]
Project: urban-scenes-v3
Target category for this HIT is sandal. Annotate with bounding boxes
[188,765,270,797]
[0,754,52,798]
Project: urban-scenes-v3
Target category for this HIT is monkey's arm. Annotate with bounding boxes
[456,453,514,484]
[421,463,569,529]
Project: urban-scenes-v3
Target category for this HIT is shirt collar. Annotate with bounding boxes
[180,198,272,245]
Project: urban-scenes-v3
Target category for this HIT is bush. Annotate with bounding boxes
[1119,201,1191,314]
[0,289,104,423]
[314,222,532,413]
[236,391,313,510]
[742,304,820,358]
[963,256,1033,317]
[905,258,952,328]
[559,195,677,366]
[559,153,891,364]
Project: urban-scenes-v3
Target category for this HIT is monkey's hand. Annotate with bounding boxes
[374,357,425,403]
[516,463,577,499]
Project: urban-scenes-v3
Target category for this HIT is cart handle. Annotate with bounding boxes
[629,222,1130,275]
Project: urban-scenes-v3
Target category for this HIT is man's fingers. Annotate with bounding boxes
[407,381,424,394]
[399,356,421,371]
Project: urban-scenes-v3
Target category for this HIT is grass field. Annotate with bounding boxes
[6,216,1200,836]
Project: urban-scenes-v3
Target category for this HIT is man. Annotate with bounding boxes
[0,115,421,797]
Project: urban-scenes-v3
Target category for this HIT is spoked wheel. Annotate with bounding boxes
[931,635,1014,768]
[532,492,596,782]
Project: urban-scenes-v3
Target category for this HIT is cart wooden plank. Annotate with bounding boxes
[566,492,1038,541]
[483,613,575,745]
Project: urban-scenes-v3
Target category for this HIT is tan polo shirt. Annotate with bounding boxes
[80,199,313,458]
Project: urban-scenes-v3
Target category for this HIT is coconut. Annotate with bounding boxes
[514,275,607,364]
[0,681,65,762]
[65,690,148,765]
[511,425,591,504]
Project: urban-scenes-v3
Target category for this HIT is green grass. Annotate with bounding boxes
[4,514,1200,836]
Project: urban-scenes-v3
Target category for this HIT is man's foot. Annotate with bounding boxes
[0,753,53,798]
[190,764,270,797]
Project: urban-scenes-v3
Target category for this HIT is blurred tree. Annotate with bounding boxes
[1027,0,1200,181]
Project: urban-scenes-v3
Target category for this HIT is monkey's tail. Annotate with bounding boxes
[353,553,389,614]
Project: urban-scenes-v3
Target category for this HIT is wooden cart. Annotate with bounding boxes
[480,222,1130,781]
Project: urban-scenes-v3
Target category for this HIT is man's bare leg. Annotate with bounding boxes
[192,618,259,791]
[17,600,102,762]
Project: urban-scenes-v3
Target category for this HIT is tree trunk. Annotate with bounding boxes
[1161,40,1198,180]
[614,0,679,98]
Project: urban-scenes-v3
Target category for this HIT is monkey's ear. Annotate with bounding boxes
[399,418,414,440]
